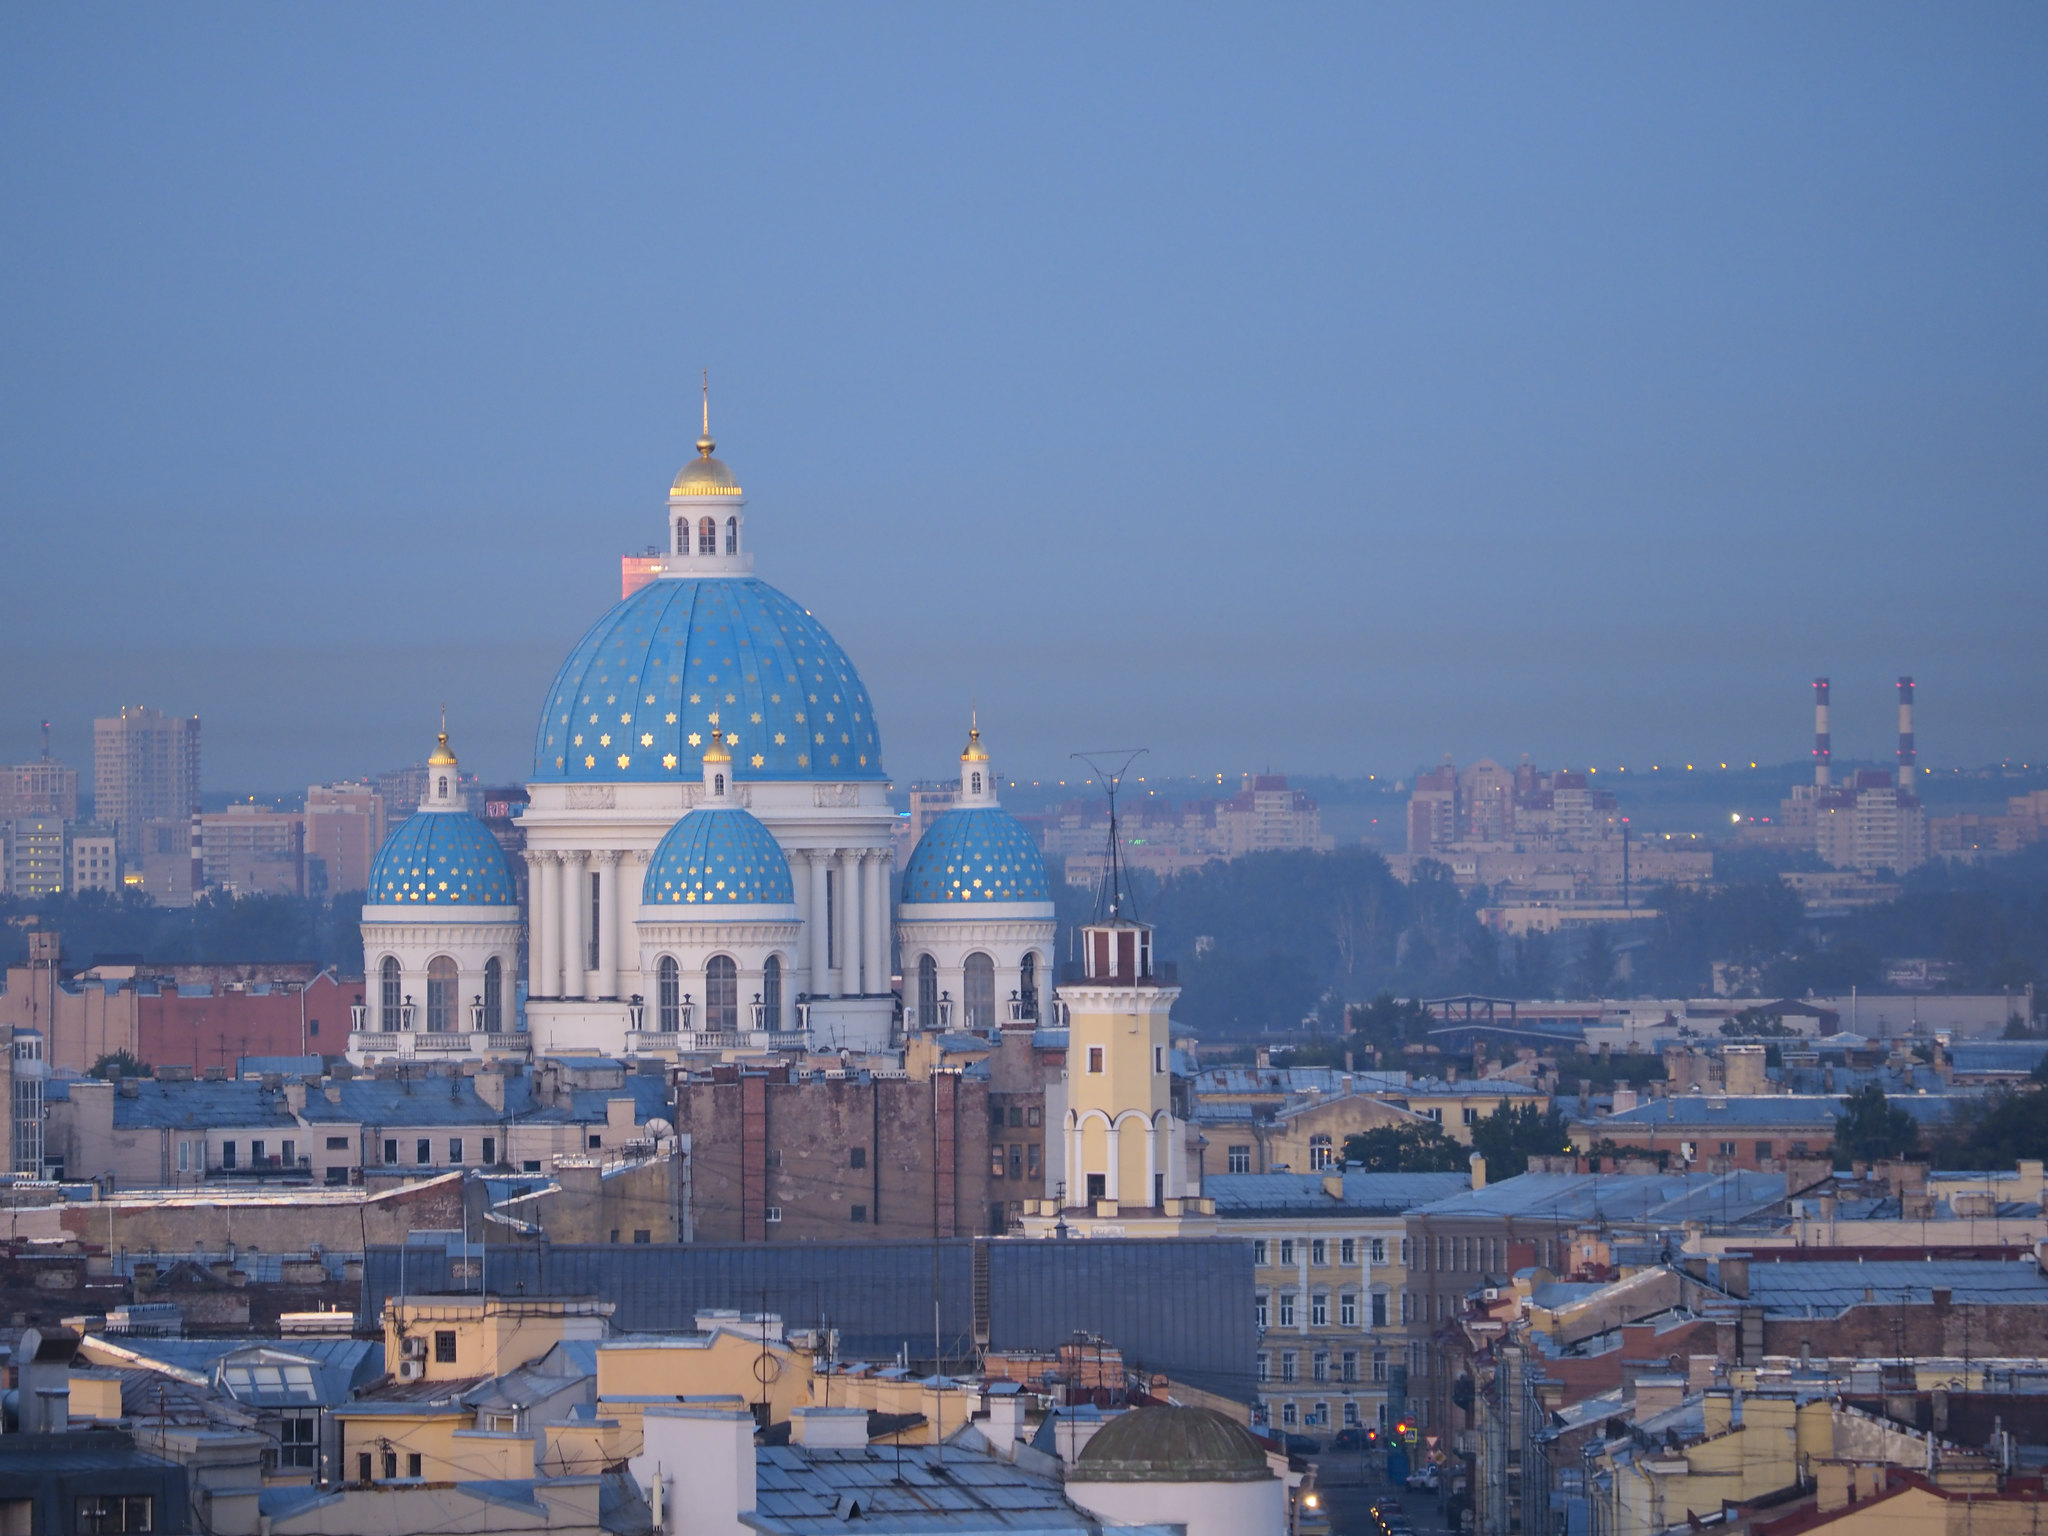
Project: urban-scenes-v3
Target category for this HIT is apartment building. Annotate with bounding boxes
[94,706,201,861]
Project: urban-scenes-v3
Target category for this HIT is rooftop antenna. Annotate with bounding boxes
[39,720,50,761]
[1071,748,1147,921]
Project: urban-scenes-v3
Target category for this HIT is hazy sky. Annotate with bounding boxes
[4,5,2044,792]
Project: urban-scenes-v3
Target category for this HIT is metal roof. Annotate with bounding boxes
[1206,1172,1472,1216]
[1738,1258,2048,1315]
[1596,1094,1962,1129]
[749,1442,1126,1533]
[1414,1171,1789,1225]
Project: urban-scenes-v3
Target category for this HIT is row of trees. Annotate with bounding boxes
[0,889,366,972]
[1341,1101,1574,1184]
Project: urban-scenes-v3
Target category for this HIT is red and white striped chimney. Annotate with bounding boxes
[1897,676,1916,793]
[1812,677,1831,788]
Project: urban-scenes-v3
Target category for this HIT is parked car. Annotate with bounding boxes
[1406,1466,1440,1492]
[1330,1428,1368,1452]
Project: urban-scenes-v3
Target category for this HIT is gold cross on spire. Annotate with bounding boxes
[697,369,714,457]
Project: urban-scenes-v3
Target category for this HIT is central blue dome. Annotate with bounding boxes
[367,810,518,907]
[643,805,796,909]
[901,806,1052,906]
[534,578,885,783]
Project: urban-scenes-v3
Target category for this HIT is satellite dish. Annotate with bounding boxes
[646,1118,676,1140]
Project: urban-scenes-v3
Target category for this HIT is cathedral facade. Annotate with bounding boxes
[352,420,1052,1061]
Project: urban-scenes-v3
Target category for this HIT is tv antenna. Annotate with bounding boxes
[1071,749,1147,921]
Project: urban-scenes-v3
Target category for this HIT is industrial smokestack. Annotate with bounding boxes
[1897,676,1916,794]
[1812,678,1831,788]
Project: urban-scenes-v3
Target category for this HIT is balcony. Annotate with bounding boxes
[415,1033,471,1052]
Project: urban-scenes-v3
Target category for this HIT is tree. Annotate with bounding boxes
[1342,1122,1470,1173]
[1469,1102,1574,1182]
[1574,926,1618,996]
[1925,1087,2048,1169]
[1831,1085,1921,1165]
[1720,1007,1798,1039]
[1346,992,1433,1052]
[89,1051,151,1080]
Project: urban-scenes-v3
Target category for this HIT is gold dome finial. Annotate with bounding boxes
[703,727,732,765]
[961,707,989,764]
[697,368,715,458]
[428,704,457,766]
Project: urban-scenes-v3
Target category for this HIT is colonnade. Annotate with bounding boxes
[524,843,892,1002]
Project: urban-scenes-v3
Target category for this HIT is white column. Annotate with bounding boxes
[1106,1120,1121,1205]
[595,851,620,999]
[1071,1119,1085,1205]
[527,852,556,1000]
[808,851,833,997]
[863,851,889,998]
[1145,1119,1158,1205]
[561,850,588,1001]
[839,848,863,995]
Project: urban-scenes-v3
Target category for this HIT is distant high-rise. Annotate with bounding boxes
[93,706,201,861]
[0,759,79,821]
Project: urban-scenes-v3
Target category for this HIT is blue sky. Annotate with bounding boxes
[3,5,2044,791]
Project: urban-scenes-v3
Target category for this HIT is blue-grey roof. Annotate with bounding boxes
[1414,1171,1789,1225]
[1194,1067,1407,1096]
[1207,1172,1473,1216]
[533,576,885,784]
[108,1080,298,1131]
[900,804,1052,907]
[297,1078,516,1126]
[1738,1258,2048,1315]
[642,804,794,908]
[750,1442,1108,1532]
[1595,1093,1962,1129]
[238,1056,323,1079]
[1948,1041,2048,1075]
[367,805,518,906]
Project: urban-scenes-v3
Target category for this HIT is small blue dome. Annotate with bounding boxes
[534,577,884,784]
[901,806,1052,907]
[367,810,518,907]
[643,806,795,909]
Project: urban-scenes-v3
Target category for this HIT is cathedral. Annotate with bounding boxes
[351,415,1055,1060]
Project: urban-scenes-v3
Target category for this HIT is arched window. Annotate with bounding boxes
[482,957,502,1032]
[676,518,688,555]
[437,775,448,798]
[762,955,782,1029]
[1309,1134,1334,1171]
[705,955,739,1032]
[714,772,725,795]
[917,954,939,1028]
[657,956,680,1032]
[725,516,738,555]
[426,956,459,1033]
[1019,953,1038,1021]
[698,516,717,555]
[971,771,982,795]
[379,957,402,1030]
[964,952,995,1031]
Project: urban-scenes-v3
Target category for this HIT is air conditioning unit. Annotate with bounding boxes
[401,1335,427,1359]
[1483,1288,1501,1302]
[397,1358,425,1382]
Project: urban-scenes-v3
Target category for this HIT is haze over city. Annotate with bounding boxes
[5,6,2046,788]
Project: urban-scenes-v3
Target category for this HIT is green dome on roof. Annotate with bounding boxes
[1069,1406,1273,1484]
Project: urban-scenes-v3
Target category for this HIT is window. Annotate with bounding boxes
[282,1138,296,1164]
[1020,952,1038,1019]
[762,955,782,1026]
[1402,1290,1413,1324]
[1340,1237,1356,1265]
[1281,1401,1298,1427]
[698,516,716,554]
[1401,1238,1411,1266]
[1756,1141,1773,1161]
[1312,1351,1328,1382]
[589,1133,603,1149]
[992,1147,1007,1178]
[427,955,459,1032]
[1229,1145,1252,1174]
[917,954,938,1025]
[634,1229,651,1243]
[1309,1134,1334,1170]
[358,1452,372,1482]
[1344,1400,1361,1427]
[1255,1292,1270,1328]
[1258,1353,1271,1383]
[657,956,681,1031]
[1154,1045,1166,1074]
[1372,1292,1388,1328]
[251,1139,266,1164]
[384,1138,399,1164]
[676,518,688,554]
[435,1330,457,1363]
[1790,1140,1809,1157]
[1008,1106,1024,1128]
[384,1452,398,1480]
[1027,1105,1041,1127]
[1719,1141,1737,1157]
[407,1454,422,1479]
[483,1137,496,1165]
[416,1139,431,1165]
[221,1141,236,1169]
[380,956,401,1028]
[724,515,738,555]
[1311,1239,1327,1266]
[1253,1240,1269,1266]
[1281,1352,1297,1383]
[1463,1106,1478,1126]
[1310,1292,1328,1327]
[177,1141,190,1173]
[483,956,503,1031]
[326,1167,348,1185]
[449,1139,463,1163]
[1009,1146,1023,1180]
[1343,1350,1359,1383]
[850,1146,866,1169]
[765,1206,782,1223]
[705,955,738,1031]
[850,1204,866,1223]
[524,1160,541,1172]
[1279,1239,1296,1265]
[1371,1237,1387,1265]
[1087,1046,1104,1074]
[1279,1292,1296,1327]
[1027,1145,1040,1177]
[1340,1292,1357,1327]
[963,952,995,1030]
[76,1497,152,1534]
[1373,1348,1389,1383]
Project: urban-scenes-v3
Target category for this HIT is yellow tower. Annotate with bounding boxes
[1060,916,1184,1212]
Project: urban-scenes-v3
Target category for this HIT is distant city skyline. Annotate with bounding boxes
[4,7,2044,788]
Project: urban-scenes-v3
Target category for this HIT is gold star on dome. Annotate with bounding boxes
[620,713,631,724]
[640,733,653,746]
[707,711,720,726]
[600,734,611,747]
[617,754,631,768]
[665,713,677,724]
[773,733,786,746]
[584,755,596,768]
[751,754,765,768]
[662,752,678,770]
[645,694,656,704]
[573,734,584,747]
[750,712,761,724]
[689,694,701,704]
[606,695,615,704]
[688,733,702,747]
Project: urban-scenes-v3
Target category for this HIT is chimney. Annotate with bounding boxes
[1469,1150,1487,1191]
[1897,677,1916,793]
[790,1406,870,1448]
[1813,677,1832,788]
[474,1070,505,1112]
